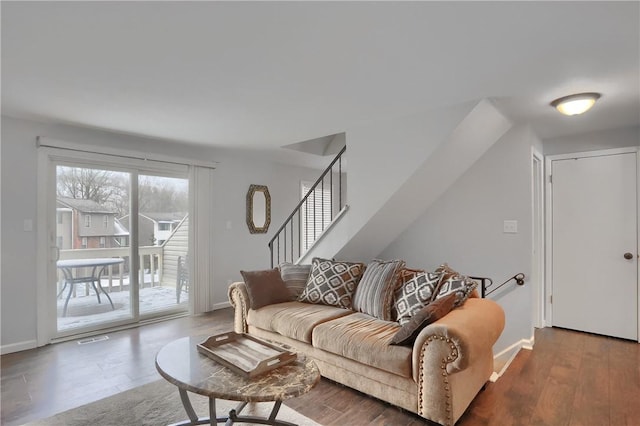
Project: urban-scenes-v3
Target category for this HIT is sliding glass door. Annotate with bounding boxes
[55,165,134,333]
[137,174,189,316]
[50,157,189,338]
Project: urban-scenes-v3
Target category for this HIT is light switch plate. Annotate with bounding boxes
[503,220,518,234]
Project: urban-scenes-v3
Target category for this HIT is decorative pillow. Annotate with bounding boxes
[390,268,424,320]
[397,267,425,284]
[298,257,365,309]
[352,259,405,321]
[240,268,291,310]
[394,270,443,326]
[390,293,458,346]
[433,263,478,307]
[279,262,312,300]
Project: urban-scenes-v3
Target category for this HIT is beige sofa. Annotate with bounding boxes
[229,282,505,426]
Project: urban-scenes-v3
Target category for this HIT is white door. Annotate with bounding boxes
[551,151,638,340]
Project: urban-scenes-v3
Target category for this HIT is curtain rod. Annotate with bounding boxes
[36,136,218,170]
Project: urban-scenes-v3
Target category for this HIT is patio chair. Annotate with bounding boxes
[176,255,189,303]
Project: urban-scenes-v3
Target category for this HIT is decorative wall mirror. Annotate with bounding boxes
[246,184,271,234]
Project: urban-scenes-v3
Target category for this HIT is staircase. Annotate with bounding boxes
[270,98,513,268]
[269,146,347,267]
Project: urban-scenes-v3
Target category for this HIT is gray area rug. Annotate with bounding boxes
[24,379,320,426]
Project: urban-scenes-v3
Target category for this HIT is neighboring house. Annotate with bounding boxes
[119,212,186,246]
[56,197,129,249]
[142,212,186,245]
[160,215,188,287]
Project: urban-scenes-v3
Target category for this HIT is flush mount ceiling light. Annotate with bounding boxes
[550,92,601,116]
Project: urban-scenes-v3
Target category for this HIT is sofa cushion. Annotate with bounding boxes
[352,259,405,321]
[279,262,311,299]
[240,268,291,309]
[298,257,365,309]
[312,312,413,378]
[247,301,353,343]
[394,271,443,325]
[433,263,478,307]
[390,292,458,346]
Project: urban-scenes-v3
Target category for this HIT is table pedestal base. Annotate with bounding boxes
[171,389,297,426]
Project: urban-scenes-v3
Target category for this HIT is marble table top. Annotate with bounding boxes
[156,335,320,402]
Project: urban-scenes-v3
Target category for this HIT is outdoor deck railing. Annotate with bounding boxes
[58,246,164,294]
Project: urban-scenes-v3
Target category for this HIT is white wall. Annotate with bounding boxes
[298,103,470,263]
[0,115,322,351]
[302,99,512,265]
[543,125,639,155]
[338,100,512,261]
[380,125,537,354]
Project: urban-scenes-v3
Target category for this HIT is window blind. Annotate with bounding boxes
[300,181,333,251]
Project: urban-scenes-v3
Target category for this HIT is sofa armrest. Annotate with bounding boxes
[228,281,250,333]
[412,298,505,425]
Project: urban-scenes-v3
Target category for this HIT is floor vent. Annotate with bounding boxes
[77,335,109,345]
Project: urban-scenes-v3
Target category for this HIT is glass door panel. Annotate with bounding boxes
[137,174,189,316]
[55,165,133,334]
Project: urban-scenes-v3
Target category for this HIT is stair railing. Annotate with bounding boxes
[471,273,525,298]
[269,146,347,267]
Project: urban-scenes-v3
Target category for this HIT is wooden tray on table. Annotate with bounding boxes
[197,332,297,378]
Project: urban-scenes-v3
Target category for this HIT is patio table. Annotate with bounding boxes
[56,257,124,317]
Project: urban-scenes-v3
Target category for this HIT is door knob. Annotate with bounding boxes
[623,252,634,260]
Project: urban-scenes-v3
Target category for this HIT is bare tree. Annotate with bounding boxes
[57,167,187,216]
[138,176,188,213]
[57,166,128,215]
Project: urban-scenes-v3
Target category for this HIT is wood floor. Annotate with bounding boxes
[1,308,639,425]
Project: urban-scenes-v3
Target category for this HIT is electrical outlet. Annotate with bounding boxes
[503,220,518,234]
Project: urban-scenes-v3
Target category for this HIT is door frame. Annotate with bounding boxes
[36,147,191,345]
[544,147,639,342]
[531,147,545,328]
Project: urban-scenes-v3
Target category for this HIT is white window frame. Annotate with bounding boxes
[81,237,88,249]
[84,214,91,227]
[103,215,108,228]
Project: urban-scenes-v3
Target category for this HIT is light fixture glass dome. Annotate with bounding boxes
[550,92,601,116]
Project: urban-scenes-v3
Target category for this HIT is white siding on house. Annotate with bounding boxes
[161,216,188,288]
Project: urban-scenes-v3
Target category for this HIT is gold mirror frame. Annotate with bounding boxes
[246,184,271,234]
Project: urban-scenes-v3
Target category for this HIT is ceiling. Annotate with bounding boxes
[2,1,639,155]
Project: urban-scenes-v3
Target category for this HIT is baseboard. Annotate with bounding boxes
[490,336,535,382]
[1,339,37,355]
[211,301,231,310]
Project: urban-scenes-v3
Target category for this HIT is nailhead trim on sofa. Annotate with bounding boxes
[418,334,459,426]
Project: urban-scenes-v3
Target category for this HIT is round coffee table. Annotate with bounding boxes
[155,335,320,426]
